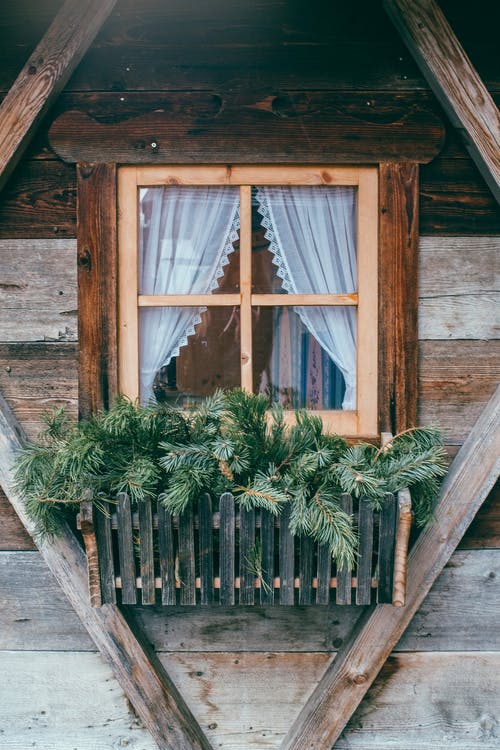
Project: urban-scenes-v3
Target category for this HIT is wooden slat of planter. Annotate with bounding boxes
[116,493,136,605]
[94,502,116,605]
[356,498,374,605]
[299,535,314,605]
[239,507,255,606]
[279,503,295,605]
[336,493,353,605]
[138,500,155,606]
[219,493,235,606]
[377,492,398,604]
[178,505,196,606]
[316,544,332,605]
[157,502,176,606]
[260,510,275,606]
[198,494,214,607]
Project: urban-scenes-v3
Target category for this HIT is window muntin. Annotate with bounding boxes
[118,166,378,436]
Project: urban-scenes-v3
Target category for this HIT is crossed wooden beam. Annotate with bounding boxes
[0,1,499,748]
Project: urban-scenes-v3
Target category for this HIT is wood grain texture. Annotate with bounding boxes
[460,480,500,550]
[77,163,118,418]
[0,342,78,441]
[0,490,36,550]
[378,162,419,433]
[0,651,158,750]
[2,548,498,653]
[0,159,76,238]
[0,239,77,342]
[281,385,500,750]
[159,651,500,750]
[0,0,117,191]
[384,0,500,203]
[0,392,214,750]
[2,1,498,94]
[48,102,444,164]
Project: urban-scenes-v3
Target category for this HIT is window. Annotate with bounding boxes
[118,166,378,436]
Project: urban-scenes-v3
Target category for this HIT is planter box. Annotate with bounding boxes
[77,489,412,608]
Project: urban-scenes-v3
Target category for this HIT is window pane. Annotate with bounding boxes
[142,306,241,406]
[253,306,356,411]
[139,186,240,295]
[252,185,357,295]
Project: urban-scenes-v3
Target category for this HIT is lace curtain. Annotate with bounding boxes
[139,186,240,401]
[256,186,357,409]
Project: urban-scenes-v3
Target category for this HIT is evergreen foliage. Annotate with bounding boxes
[14,390,447,565]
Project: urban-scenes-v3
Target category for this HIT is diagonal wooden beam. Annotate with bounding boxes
[281,384,500,749]
[0,391,214,750]
[0,0,117,193]
[384,0,500,204]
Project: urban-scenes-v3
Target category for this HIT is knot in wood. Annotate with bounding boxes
[352,672,368,685]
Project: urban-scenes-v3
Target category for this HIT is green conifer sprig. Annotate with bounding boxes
[14,389,448,563]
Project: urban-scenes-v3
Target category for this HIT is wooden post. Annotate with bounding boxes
[379,162,419,434]
[384,0,500,205]
[77,163,118,418]
[0,0,117,192]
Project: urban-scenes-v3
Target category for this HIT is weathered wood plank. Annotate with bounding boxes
[260,510,275,605]
[420,235,499,298]
[49,103,444,164]
[356,499,374,605]
[0,0,117,192]
[377,493,397,604]
[239,507,255,606]
[178,505,196,606]
[0,651,158,750]
[384,0,500,203]
[157,502,176,606]
[338,652,500,748]
[0,239,77,342]
[419,293,499,340]
[116,493,136,605]
[0,392,214,750]
[298,534,314,605]
[1,549,498,653]
[219,493,235,607]
[378,162,419,433]
[460,480,500,550]
[281,385,500,750]
[0,160,76,238]
[159,651,500,750]
[336,494,353,605]
[279,502,295,605]
[93,502,115,605]
[0,489,36,550]
[138,499,155,605]
[77,163,118,418]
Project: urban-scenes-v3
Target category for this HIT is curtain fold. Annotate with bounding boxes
[256,186,357,409]
[139,186,240,402]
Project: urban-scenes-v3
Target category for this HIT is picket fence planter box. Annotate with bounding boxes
[77,488,412,608]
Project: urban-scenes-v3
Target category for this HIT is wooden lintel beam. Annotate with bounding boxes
[0,0,117,193]
[384,0,500,204]
[0,391,214,750]
[281,385,500,749]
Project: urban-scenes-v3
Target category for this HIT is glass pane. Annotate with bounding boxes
[139,185,240,295]
[142,306,241,406]
[252,185,357,295]
[253,306,356,411]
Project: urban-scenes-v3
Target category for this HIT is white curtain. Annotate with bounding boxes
[256,186,357,409]
[139,186,240,402]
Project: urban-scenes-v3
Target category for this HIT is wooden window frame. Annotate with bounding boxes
[77,161,418,438]
[117,165,379,436]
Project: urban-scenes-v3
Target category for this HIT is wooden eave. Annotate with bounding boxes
[384,0,500,204]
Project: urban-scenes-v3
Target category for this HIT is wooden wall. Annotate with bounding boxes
[0,1,498,748]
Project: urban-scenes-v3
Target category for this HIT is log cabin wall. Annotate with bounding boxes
[0,1,498,747]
